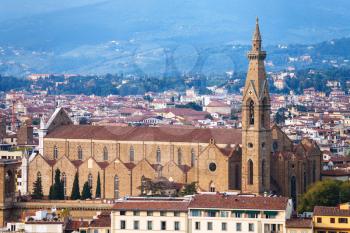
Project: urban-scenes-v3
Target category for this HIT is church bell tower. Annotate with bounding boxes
[241,18,271,194]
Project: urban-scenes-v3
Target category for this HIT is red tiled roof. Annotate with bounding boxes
[321,169,350,176]
[113,199,190,211]
[89,213,111,228]
[45,125,241,144]
[314,206,350,217]
[124,162,136,170]
[286,218,313,228]
[97,161,109,169]
[188,194,289,210]
[71,160,84,168]
[65,220,89,230]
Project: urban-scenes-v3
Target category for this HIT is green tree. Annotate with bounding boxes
[49,185,54,200]
[71,172,81,200]
[298,179,350,212]
[32,176,43,199]
[180,182,198,196]
[95,172,101,198]
[81,181,92,200]
[51,169,65,200]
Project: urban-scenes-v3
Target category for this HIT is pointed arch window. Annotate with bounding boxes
[114,175,119,199]
[191,149,196,167]
[248,159,254,185]
[234,164,240,189]
[177,148,182,165]
[103,147,108,161]
[53,146,58,159]
[78,146,83,160]
[249,100,255,126]
[262,160,266,186]
[129,146,135,162]
[62,172,67,196]
[37,172,41,180]
[156,147,161,164]
[88,173,93,188]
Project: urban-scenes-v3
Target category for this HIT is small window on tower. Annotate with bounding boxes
[248,143,253,148]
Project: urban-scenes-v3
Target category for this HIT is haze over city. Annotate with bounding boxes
[0,1,349,233]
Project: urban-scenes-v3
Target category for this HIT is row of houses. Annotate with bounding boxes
[5,193,350,233]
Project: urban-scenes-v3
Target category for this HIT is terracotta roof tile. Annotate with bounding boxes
[286,218,313,228]
[71,160,84,168]
[89,213,111,228]
[65,220,89,230]
[113,199,190,211]
[189,193,289,210]
[314,206,350,217]
[123,162,136,170]
[45,125,241,145]
[97,161,109,169]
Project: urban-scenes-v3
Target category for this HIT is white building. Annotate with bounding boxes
[111,193,294,233]
[188,193,293,233]
[111,197,189,233]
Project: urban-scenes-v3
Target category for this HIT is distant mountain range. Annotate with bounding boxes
[0,0,350,77]
[1,37,350,77]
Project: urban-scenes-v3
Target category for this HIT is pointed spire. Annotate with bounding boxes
[253,16,262,41]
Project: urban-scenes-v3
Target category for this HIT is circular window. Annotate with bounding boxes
[208,162,217,172]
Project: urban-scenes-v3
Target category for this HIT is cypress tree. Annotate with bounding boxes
[49,185,54,200]
[81,181,92,200]
[95,172,101,198]
[71,172,81,200]
[32,176,43,199]
[53,169,65,200]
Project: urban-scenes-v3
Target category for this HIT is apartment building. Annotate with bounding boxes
[111,197,190,233]
[111,193,294,233]
[313,203,350,233]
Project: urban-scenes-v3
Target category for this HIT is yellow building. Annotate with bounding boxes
[313,204,350,233]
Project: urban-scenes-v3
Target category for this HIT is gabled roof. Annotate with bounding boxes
[45,125,241,145]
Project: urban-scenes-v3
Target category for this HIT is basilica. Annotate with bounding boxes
[22,19,321,205]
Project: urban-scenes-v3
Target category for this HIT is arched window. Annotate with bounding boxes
[129,146,135,162]
[53,146,58,159]
[103,147,108,161]
[249,100,255,126]
[177,148,182,165]
[141,175,146,195]
[291,176,297,209]
[234,164,240,189]
[114,175,119,199]
[156,147,161,164]
[78,146,83,160]
[248,159,254,185]
[191,149,196,167]
[37,172,41,180]
[262,160,266,186]
[209,182,215,192]
[88,173,93,188]
[62,172,67,196]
